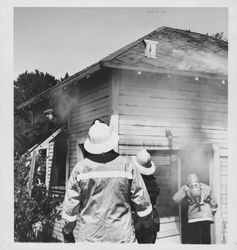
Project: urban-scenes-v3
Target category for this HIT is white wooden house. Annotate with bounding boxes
[17,27,228,243]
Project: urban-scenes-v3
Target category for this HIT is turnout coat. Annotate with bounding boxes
[173,183,218,223]
[62,155,152,243]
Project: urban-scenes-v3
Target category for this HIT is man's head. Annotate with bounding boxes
[186,173,199,186]
[186,173,201,200]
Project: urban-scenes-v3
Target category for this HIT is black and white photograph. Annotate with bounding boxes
[1,2,237,248]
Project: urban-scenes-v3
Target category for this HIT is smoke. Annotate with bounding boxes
[180,143,213,185]
[51,87,78,121]
[172,49,227,76]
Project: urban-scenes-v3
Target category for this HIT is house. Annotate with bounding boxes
[17,26,228,243]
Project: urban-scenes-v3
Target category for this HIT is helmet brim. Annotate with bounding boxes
[84,132,119,154]
[132,156,156,175]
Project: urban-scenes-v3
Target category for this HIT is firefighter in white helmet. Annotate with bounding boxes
[132,149,160,244]
[61,119,153,243]
[173,173,218,244]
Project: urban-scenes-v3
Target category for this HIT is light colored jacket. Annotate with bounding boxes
[62,155,152,242]
[173,183,218,223]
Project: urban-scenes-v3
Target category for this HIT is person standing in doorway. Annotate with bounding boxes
[173,173,218,244]
[61,119,153,243]
[132,149,160,244]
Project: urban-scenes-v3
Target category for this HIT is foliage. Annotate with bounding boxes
[60,72,70,82]
[211,32,228,42]
[14,114,33,155]
[14,154,62,242]
[34,151,47,185]
[14,70,58,106]
[14,70,59,156]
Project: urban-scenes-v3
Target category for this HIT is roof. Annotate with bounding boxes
[101,26,228,77]
[17,26,228,110]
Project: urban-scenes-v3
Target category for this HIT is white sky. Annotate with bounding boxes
[14,7,228,80]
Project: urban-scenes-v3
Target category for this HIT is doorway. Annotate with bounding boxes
[179,144,213,244]
[148,149,180,241]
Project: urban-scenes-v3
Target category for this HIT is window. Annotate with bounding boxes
[34,149,47,185]
[51,140,67,187]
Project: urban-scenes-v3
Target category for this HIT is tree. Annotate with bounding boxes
[14,70,58,155]
[14,70,58,106]
[60,72,70,82]
[14,70,67,241]
[211,32,228,42]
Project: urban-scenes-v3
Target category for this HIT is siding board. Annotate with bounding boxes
[120,85,227,104]
[119,94,227,112]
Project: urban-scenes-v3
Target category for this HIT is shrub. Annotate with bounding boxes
[14,154,62,242]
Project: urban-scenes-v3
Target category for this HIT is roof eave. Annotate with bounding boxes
[101,61,228,81]
[17,62,103,110]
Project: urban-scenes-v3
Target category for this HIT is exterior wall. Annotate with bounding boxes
[52,203,63,241]
[52,70,111,241]
[52,68,228,243]
[68,70,111,174]
[118,69,228,243]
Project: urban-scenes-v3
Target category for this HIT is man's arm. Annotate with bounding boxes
[129,162,153,228]
[201,183,218,215]
[173,185,189,204]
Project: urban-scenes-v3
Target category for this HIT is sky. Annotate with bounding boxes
[14,7,228,80]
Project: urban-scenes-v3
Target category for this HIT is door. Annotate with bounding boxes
[179,144,213,244]
[148,150,180,242]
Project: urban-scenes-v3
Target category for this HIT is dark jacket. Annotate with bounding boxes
[141,174,160,206]
[133,174,160,233]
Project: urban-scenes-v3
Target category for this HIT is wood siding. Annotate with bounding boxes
[118,70,228,243]
[68,72,110,174]
[52,68,228,243]
[52,71,111,241]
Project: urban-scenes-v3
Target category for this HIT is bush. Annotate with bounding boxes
[14,154,62,242]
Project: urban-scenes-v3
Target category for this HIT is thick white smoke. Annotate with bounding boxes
[172,49,227,76]
[52,87,78,121]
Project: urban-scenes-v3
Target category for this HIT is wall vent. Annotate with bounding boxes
[144,39,158,58]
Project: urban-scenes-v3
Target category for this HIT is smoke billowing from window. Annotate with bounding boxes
[51,87,78,121]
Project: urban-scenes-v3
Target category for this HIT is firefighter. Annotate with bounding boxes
[132,149,160,244]
[173,173,218,244]
[61,119,153,243]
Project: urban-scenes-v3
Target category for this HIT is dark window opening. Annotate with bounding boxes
[51,141,67,187]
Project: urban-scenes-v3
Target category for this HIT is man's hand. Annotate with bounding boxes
[183,185,190,193]
[140,212,153,229]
